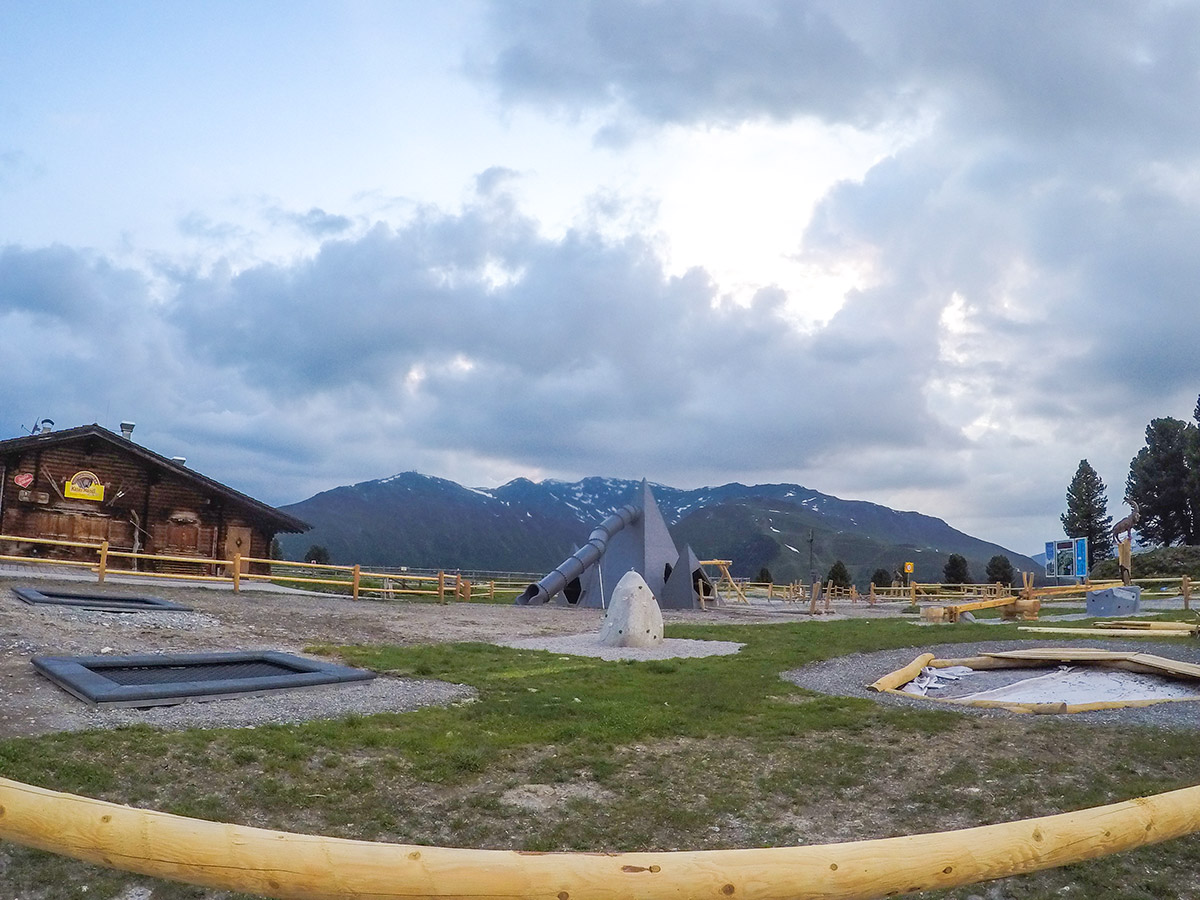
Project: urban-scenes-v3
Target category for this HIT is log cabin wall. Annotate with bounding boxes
[0,432,290,575]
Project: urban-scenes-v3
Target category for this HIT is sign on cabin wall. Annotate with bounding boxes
[64,471,105,502]
[13,472,33,489]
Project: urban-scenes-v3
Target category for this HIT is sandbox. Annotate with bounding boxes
[870,647,1200,714]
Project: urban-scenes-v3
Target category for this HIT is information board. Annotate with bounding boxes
[1045,537,1088,579]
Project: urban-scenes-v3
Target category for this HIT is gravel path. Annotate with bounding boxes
[783,638,1200,729]
[496,634,744,660]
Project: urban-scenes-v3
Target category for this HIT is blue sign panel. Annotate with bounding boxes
[1045,537,1088,579]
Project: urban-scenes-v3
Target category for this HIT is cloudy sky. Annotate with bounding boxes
[3,1,1198,556]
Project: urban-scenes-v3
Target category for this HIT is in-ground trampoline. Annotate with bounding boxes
[32,651,375,708]
[12,586,193,613]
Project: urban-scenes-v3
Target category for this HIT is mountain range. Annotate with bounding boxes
[276,474,1042,588]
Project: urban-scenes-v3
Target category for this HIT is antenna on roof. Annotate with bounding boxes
[22,417,54,435]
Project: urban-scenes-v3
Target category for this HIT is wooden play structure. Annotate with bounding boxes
[702,559,748,604]
[6,772,1200,899]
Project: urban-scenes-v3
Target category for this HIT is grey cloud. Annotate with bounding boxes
[477,0,890,130]
[161,186,954,485]
[275,207,355,237]
[177,211,249,243]
[478,1,1200,154]
[0,244,144,320]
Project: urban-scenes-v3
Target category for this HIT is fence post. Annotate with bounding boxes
[437,571,446,604]
[488,580,495,602]
[97,540,109,584]
[232,553,241,593]
[352,564,361,601]
[1184,575,1191,611]
[910,582,917,606]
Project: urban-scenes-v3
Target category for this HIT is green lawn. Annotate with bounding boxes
[3,618,1200,899]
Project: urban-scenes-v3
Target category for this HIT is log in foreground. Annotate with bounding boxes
[4,775,1200,899]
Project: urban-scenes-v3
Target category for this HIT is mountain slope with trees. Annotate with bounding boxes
[277,474,1040,587]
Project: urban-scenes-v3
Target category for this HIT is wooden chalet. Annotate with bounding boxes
[0,424,309,575]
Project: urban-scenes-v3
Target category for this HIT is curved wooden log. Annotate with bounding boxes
[4,774,1200,899]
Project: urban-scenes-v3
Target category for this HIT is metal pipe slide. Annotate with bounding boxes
[515,504,640,604]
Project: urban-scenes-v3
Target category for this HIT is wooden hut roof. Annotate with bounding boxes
[0,424,309,533]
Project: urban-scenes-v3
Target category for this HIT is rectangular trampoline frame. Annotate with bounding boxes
[11,586,193,613]
[32,651,375,708]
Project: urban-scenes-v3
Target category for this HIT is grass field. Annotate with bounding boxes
[4,616,1200,899]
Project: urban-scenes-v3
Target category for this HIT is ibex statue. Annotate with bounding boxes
[1112,498,1140,543]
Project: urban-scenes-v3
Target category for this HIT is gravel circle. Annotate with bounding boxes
[496,633,744,660]
[783,638,1200,729]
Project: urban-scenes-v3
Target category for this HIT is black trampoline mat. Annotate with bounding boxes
[33,651,375,708]
[12,586,192,613]
[99,659,300,686]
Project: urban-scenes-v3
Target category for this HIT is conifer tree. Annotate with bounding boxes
[1126,419,1196,546]
[1062,459,1114,568]
[825,560,852,588]
[943,553,971,584]
[985,555,1015,586]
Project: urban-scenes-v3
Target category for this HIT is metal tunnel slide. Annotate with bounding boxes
[515,504,640,605]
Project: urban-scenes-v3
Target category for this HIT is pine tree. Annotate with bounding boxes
[870,567,893,588]
[1061,459,1114,568]
[825,560,852,588]
[1126,419,1196,546]
[943,553,971,584]
[985,555,1015,586]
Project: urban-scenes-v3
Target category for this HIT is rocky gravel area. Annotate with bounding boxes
[0,573,788,739]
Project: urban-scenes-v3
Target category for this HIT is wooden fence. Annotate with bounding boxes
[0,533,532,603]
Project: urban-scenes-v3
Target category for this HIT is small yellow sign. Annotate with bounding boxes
[904,561,915,574]
[64,471,105,502]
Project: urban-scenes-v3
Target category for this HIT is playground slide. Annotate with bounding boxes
[515,503,640,605]
[4,773,1200,899]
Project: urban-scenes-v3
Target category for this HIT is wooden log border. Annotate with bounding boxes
[4,773,1200,899]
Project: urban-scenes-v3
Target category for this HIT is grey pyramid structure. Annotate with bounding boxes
[661,544,716,610]
[515,480,711,609]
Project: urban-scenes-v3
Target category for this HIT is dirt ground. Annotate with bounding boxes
[0,571,836,740]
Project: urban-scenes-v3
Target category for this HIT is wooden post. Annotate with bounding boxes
[825,580,834,613]
[910,581,918,607]
[352,564,361,601]
[488,581,495,602]
[232,553,241,593]
[1184,575,1191,611]
[97,540,108,584]
[437,571,446,604]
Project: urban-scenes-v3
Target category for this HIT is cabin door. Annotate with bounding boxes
[224,526,252,574]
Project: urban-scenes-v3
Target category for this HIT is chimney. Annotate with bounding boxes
[170,456,187,466]
[38,419,54,434]
[119,421,136,440]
